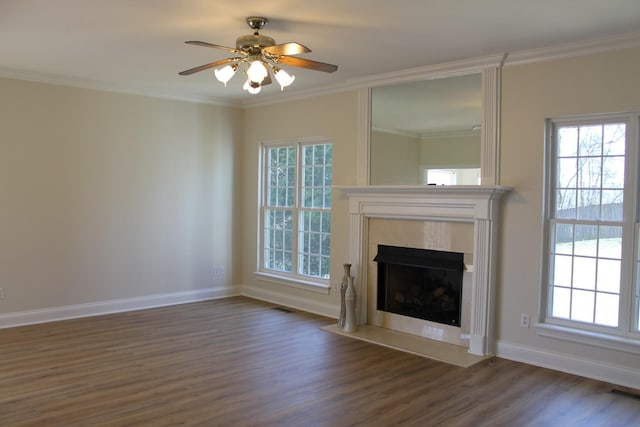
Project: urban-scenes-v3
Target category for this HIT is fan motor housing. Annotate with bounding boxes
[236,34,275,50]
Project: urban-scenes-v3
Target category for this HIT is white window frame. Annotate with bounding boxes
[538,112,640,354]
[255,137,332,294]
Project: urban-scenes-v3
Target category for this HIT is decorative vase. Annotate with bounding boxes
[343,275,357,333]
[338,263,351,328]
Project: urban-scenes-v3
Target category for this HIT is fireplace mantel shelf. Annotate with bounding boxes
[335,185,512,198]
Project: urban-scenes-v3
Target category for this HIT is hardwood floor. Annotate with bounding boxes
[1,296,639,426]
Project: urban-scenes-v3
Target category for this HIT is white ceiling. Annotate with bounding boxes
[1,0,639,107]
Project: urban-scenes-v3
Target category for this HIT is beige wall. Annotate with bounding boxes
[370,131,420,184]
[0,78,243,313]
[420,133,481,168]
[499,47,640,369]
[241,92,358,314]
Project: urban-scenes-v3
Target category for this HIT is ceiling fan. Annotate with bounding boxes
[179,17,338,94]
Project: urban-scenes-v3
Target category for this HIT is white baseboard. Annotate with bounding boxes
[0,287,239,329]
[241,284,338,320]
[496,340,640,390]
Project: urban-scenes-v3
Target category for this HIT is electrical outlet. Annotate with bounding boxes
[520,313,530,328]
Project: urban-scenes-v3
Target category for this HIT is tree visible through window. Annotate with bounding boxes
[545,114,640,337]
[262,140,332,282]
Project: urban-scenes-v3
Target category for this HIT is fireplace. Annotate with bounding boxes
[374,245,465,327]
[339,185,510,356]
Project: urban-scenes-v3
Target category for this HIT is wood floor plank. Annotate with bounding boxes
[1,296,639,426]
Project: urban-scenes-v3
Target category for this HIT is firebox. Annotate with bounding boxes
[374,245,465,327]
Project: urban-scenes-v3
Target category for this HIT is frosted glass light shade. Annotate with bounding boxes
[246,60,268,83]
[214,64,237,86]
[274,68,295,90]
[243,79,261,94]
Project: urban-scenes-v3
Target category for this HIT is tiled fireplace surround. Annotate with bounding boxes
[339,185,510,356]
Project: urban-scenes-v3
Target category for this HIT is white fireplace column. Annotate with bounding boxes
[338,185,511,356]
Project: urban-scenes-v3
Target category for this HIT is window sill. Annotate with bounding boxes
[536,322,640,355]
[254,271,331,295]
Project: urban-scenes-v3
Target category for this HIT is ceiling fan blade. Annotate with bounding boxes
[263,42,311,56]
[276,56,338,73]
[178,57,241,76]
[185,40,242,54]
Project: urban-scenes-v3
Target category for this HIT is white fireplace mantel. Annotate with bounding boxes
[337,185,511,356]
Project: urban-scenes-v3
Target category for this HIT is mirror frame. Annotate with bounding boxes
[357,54,506,186]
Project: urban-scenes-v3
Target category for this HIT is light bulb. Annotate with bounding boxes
[214,64,237,86]
[273,67,295,90]
[243,79,261,94]
[246,60,268,83]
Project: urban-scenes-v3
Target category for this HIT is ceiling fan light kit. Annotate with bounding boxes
[179,17,338,94]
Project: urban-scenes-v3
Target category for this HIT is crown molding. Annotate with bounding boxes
[0,67,242,107]
[243,53,506,109]
[504,32,640,66]
[371,127,420,139]
[3,32,639,109]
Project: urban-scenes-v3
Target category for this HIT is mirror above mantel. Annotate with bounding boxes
[357,54,505,186]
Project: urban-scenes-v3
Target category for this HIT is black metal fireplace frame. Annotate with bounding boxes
[374,245,465,327]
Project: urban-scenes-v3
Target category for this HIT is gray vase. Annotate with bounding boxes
[338,263,350,328]
[343,275,357,333]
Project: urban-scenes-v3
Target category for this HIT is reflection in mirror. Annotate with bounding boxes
[370,73,482,185]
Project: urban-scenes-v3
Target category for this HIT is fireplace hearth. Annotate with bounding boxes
[374,245,464,327]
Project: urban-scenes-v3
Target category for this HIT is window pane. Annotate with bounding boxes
[573,256,596,290]
[557,158,577,188]
[571,289,594,323]
[602,156,624,189]
[552,287,571,319]
[553,254,573,287]
[266,146,295,208]
[597,259,620,294]
[601,190,623,221]
[574,225,597,257]
[577,157,601,188]
[577,189,600,220]
[558,127,578,157]
[578,125,603,157]
[555,189,576,218]
[595,293,619,327]
[603,124,625,156]
[298,210,331,279]
[599,226,622,259]
[263,208,293,273]
[553,223,573,255]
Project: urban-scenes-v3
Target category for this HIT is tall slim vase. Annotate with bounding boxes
[338,263,351,329]
[343,275,357,333]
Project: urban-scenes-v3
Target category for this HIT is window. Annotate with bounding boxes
[542,113,640,348]
[258,139,332,291]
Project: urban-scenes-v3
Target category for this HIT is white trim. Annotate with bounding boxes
[536,322,640,355]
[241,283,337,318]
[497,340,640,390]
[0,287,237,329]
[254,271,331,295]
[505,32,640,67]
[356,88,371,185]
